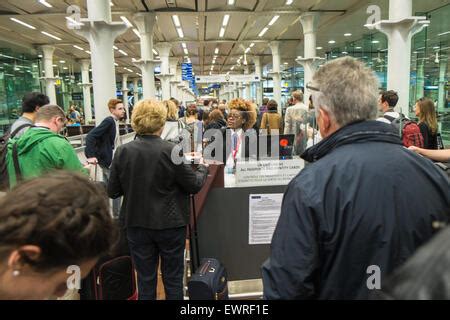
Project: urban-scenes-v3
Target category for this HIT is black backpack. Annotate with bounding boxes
[0,123,33,191]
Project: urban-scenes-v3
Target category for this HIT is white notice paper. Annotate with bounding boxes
[249,194,284,245]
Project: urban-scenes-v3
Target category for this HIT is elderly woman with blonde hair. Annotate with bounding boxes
[107,99,208,300]
[160,99,182,142]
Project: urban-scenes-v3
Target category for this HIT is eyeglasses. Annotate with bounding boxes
[306,82,320,92]
[228,112,242,119]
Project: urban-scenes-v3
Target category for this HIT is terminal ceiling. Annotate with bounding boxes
[0,0,447,79]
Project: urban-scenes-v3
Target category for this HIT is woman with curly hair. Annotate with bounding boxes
[222,98,258,168]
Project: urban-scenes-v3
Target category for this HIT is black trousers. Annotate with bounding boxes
[127,226,186,300]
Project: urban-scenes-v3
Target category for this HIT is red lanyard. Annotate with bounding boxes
[232,133,240,160]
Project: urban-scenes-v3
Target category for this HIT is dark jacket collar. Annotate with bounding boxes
[301,120,402,163]
[136,134,161,140]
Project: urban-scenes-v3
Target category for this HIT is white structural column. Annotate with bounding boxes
[415,59,425,100]
[229,84,234,100]
[155,42,173,100]
[244,66,251,100]
[169,57,179,99]
[234,82,240,99]
[133,12,159,99]
[80,59,92,122]
[40,45,57,104]
[438,60,447,111]
[238,82,245,99]
[269,41,282,112]
[253,56,263,106]
[122,74,130,122]
[369,0,428,115]
[296,12,322,103]
[133,78,139,104]
[226,84,231,100]
[76,0,128,124]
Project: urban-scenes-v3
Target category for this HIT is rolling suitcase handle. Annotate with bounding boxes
[190,194,201,273]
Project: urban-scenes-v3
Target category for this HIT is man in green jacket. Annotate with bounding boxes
[7,104,85,187]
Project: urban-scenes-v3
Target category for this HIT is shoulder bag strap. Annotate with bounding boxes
[12,142,22,182]
[10,123,34,139]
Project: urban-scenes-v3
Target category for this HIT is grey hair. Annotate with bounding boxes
[312,57,379,127]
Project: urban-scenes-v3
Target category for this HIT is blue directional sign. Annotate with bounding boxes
[181,63,193,81]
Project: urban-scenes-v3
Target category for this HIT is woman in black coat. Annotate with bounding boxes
[108,99,208,300]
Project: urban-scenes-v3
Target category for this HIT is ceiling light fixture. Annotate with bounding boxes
[38,0,53,8]
[215,48,219,54]
[85,50,91,54]
[120,16,133,28]
[328,40,336,44]
[132,28,141,39]
[258,27,269,37]
[66,16,84,26]
[182,43,187,49]
[219,27,226,38]
[222,15,230,27]
[316,46,323,50]
[228,0,235,5]
[172,15,181,27]
[73,45,84,51]
[176,27,184,38]
[10,18,36,29]
[113,45,118,50]
[152,49,158,55]
[184,48,189,55]
[268,15,280,26]
[245,47,250,53]
[114,63,119,66]
[286,0,293,4]
[249,43,255,48]
[118,49,128,56]
[344,33,352,37]
[41,31,61,40]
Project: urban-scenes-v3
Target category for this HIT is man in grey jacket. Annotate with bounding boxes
[262,57,449,300]
[284,90,308,135]
[10,92,49,138]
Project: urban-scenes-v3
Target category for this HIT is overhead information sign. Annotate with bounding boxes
[182,63,193,81]
[195,74,260,83]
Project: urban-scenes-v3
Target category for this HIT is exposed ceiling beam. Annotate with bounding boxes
[221,0,271,73]
[0,10,317,19]
[198,0,206,74]
[49,39,301,46]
